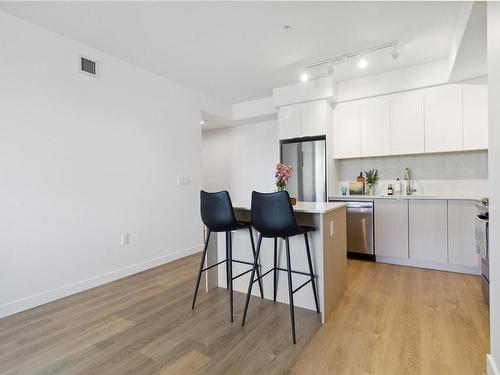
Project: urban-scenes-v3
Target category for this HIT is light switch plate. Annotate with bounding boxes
[121,233,130,247]
[330,221,334,236]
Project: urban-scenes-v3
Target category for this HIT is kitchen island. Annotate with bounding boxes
[205,201,347,324]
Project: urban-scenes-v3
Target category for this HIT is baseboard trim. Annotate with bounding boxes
[376,256,480,275]
[0,244,203,319]
[488,354,500,375]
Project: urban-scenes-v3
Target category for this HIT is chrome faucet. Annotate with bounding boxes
[404,167,417,195]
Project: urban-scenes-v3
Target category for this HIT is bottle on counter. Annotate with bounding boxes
[357,172,366,194]
[357,172,365,184]
[387,184,394,196]
[394,178,402,195]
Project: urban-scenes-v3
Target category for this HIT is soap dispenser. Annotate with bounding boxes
[394,178,402,195]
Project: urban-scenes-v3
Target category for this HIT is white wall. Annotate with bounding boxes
[0,11,222,318]
[487,3,500,374]
[335,60,450,102]
[201,128,231,193]
[202,121,279,202]
[232,96,276,120]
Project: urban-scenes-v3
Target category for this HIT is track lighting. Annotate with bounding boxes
[391,47,400,60]
[327,62,335,75]
[358,58,368,69]
[302,41,398,76]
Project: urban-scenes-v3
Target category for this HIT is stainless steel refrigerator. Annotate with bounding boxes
[280,137,326,202]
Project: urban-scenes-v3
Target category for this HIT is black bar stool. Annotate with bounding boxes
[241,191,320,344]
[192,190,264,322]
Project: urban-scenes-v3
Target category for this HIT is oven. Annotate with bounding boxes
[476,198,489,303]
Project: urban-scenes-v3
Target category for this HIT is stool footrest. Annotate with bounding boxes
[232,267,253,281]
[202,258,257,273]
[292,279,312,295]
[250,267,316,284]
[276,267,314,278]
[232,259,254,266]
[202,259,226,272]
[251,267,274,283]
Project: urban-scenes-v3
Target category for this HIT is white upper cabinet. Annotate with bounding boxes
[333,101,360,159]
[278,100,329,140]
[424,85,463,153]
[278,105,301,140]
[360,98,391,157]
[463,85,488,150]
[301,100,330,138]
[330,83,487,159]
[409,200,448,264]
[390,92,425,155]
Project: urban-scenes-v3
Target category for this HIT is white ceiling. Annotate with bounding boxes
[0,1,463,104]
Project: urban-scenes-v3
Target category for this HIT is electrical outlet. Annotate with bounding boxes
[121,233,130,247]
[177,176,191,185]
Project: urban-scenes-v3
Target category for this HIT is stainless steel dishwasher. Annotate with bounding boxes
[332,200,375,261]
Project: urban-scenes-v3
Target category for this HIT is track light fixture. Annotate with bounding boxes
[391,47,400,60]
[358,58,368,69]
[327,62,335,75]
[300,41,399,81]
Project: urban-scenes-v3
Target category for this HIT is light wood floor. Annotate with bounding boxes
[0,255,489,374]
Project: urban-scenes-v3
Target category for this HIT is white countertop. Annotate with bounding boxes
[233,201,347,214]
[329,194,484,201]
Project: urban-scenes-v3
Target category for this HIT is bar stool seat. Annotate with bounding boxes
[259,225,315,238]
[241,191,320,344]
[192,191,264,322]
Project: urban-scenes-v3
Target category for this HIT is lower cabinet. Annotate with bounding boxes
[409,200,448,263]
[448,200,480,267]
[375,199,409,259]
[374,198,479,275]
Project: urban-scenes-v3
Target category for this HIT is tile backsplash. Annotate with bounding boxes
[335,150,489,197]
[337,150,488,180]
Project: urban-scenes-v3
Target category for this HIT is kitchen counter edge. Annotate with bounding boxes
[328,195,483,201]
[233,201,347,214]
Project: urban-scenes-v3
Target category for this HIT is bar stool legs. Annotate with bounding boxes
[304,233,320,313]
[242,234,263,326]
[273,237,278,302]
[248,227,264,300]
[228,231,234,322]
[284,238,296,344]
[241,233,319,344]
[225,232,230,290]
[192,230,211,310]
[192,228,264,322]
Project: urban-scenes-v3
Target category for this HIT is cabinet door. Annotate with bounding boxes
[390,92,425,155]
[375,199,409,259]
[278,105,301,140]
[301,100,329,137]
[333,101,360,159]
[448,200,480,267]
[424,85,463,153]
[463,85,488,150]
[360,98,391,157]
[409,200,448,263]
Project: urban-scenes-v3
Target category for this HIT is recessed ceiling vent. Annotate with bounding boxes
[80,56,97,77]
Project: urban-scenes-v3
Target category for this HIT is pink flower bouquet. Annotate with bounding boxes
[275,163,293,192]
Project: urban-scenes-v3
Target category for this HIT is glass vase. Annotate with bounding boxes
[366,183,375,196]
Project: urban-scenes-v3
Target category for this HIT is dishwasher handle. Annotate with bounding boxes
[345,201,374,209]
